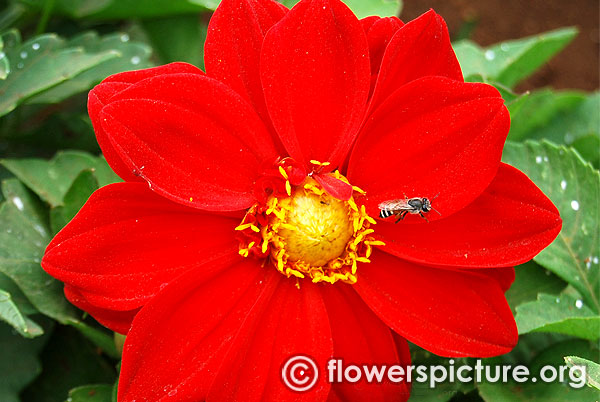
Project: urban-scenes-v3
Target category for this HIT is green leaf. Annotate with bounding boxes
[527,339,598,379]
[57,0,219,19]
[508,90,587,141]
[0,272,37,316]
[463,73,531,110]
[279,0,402,18]
[0,321,49,402]
[506,261,566,312]
[68,320,120,359]
[408,373,473,402]
[0,179,77,323]
[0,30,120,117]
[0,289,43,338]
[279,0,298,7]
[491,332,572,366]
[0,35,10,80]
[111,379,118,402]
[509,90,599,166]
[0,271,45,339]
[502,141,600,312]
[515,293,599,340]
[49,169,99,234]
[338,0,401,18]
[113,332,125,356]
[0,178,125,356]
[0,3,26,33]
[491,82,524,106]
[0,110,100,156]
[21,326,116,402]
[408,345,475,401]
[28,31,152,104]
[454,27,577,88]
[21,0,214,19]
[49,0,114,18]
[1,151,120,207]
[477,339,599,402]
[564,356,600,390]
[141,14,207,68]
[66,385,113,402]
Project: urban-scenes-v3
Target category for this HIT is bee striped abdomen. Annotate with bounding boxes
[379,209,393,218]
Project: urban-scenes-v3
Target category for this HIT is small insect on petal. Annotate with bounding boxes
[378,194,440,223]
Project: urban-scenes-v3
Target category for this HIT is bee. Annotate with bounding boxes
[378,194,440,223]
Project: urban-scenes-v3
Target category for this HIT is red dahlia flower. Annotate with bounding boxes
[42,0,561,400]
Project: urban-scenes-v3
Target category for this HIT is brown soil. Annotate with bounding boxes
[401,0,599,91]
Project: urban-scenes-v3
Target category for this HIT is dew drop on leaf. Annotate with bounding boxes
[564,132,575,144]
[570,200,580,211]
[12,197,24,210]
[33,224,46,236]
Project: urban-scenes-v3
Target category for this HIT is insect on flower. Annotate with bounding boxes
[378,194,441,223]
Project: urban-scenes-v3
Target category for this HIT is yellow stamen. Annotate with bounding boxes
[278,165,289,180]
[236,172,383,284]
[235,223,259,232]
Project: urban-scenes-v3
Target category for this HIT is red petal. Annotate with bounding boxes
[42,182,240,311]
[64,285,139,334]
[390,333,413,394]
[356,251,518,357]
[314,173,353,201]
[205,0,287,136]
[88,63,204,182]
[477,267,516,292]
[118,260,278,402]
[322,286,410,402]
[360,16,379,31]
[207,280,332,402]
[369,10,462,111]
[362,16,404,79]
[101,62,204,85]
[89,82,136,182]
[99,73,279,211]
[327,390,345,402]
[261,0,371,169]
[349,76,510,219]
[374,164,562,267]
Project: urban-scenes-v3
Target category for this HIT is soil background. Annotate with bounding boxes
[401,0,599,92]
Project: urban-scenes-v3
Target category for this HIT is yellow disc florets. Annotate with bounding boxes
[236,167,382,284]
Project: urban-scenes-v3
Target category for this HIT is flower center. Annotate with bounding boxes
[236,167,381,284]
[278,185,352,267]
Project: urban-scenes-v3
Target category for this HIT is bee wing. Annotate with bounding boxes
[378,199,411,211]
